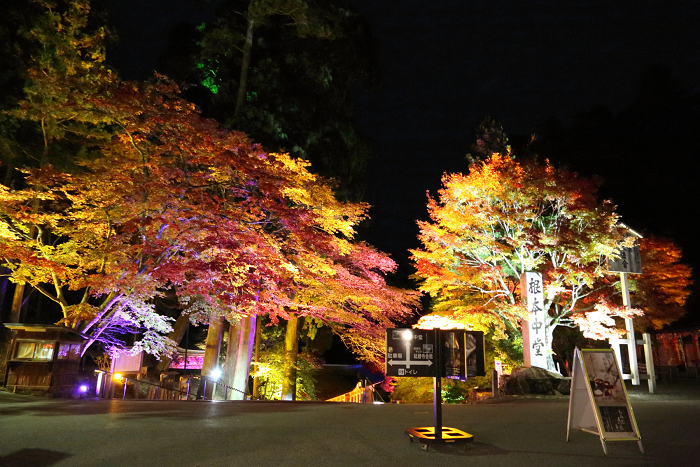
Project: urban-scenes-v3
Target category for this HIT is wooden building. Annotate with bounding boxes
[3,324,85,396]
[653,330,700,380]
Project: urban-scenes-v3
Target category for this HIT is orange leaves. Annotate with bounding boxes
[628,236,693,329]
[412,152,629,347]
[4,1,416,357]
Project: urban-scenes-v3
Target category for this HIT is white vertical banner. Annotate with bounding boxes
[520,272,548,369]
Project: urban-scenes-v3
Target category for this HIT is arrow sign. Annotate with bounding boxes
[385,329,436,377]
[388,342,434,367]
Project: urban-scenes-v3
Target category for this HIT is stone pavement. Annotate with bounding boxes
[1,385,699,467]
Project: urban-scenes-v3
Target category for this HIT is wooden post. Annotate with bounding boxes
[620,272,640,385]
[643,333,656,393]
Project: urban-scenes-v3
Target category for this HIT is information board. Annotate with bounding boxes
[607,237,642,274]
[110,348,143,373]
[385,329,435,377]
[567,348,643,454]
[385,329,485,378]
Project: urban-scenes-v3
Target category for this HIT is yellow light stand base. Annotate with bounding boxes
[406,426,474,451]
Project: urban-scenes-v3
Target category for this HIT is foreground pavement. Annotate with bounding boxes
[1,386,699,467]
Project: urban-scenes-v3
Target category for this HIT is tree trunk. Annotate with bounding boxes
[251,317,262,399]
[155,312,191,372]
[9,282,26,323]
[233,18,255,119]
[545,324,558,373]
[201,316,226,377]
[281,315,299,401]
[10,195,41,324]
[222,315,256,400]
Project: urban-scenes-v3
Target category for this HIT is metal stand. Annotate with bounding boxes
[406,426,474,451]
[406,328,474,451]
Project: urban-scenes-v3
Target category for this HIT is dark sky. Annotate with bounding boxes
[346,1,700,267]
[104,0,700,314]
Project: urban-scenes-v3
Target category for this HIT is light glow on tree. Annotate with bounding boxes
[411,153,637,368]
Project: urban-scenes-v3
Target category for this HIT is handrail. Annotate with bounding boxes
[95,370,246,400]
[326,382,378,403]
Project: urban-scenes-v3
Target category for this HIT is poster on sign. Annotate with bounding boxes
[566,348,642,454]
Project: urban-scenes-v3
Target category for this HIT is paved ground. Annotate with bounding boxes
[1,383,699,467]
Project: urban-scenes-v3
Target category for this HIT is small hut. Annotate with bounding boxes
[3,324,86,396]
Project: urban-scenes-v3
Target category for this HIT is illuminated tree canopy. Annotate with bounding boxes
[628,236,692,330]
[410,153,642,367]
[0,0,418,360]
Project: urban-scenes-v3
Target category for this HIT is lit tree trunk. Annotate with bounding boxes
[155,312,191,372]
[545,324,557,372]
[233,315,256,397]
[251,317,262,399]
[222,315,256,400]
[281,315,299,401]
[201,316,226,377]
[10,183,42,324]
[9,282,26,323]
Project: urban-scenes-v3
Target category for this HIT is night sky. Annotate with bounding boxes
[104,1,700,319]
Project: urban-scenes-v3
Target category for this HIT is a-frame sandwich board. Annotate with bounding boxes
[566,347,643,454]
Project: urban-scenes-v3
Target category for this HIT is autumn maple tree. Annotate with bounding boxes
[2,78,417,356]
[626,236,692,330]
[1,0,419,374]
[410,152,640,369]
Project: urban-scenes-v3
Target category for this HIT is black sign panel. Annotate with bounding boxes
[607,236,643,274]
[385,329,435,377]
[385,329,485,378]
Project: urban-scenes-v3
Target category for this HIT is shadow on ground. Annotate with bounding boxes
[0,448,72,467]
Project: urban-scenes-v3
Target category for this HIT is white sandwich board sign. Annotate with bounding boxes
[566,348,643,454]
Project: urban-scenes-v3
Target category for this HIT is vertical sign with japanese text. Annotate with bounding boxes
[521,272,548,369]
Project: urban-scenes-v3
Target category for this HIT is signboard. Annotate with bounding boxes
[385,329,435,377]
[567,348,643,454]
[520,272,548,369]
[385,329,485,378]
[607,238,642,274]
[110,349,144,373]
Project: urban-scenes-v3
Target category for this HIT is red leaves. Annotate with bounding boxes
[3,76,418,357]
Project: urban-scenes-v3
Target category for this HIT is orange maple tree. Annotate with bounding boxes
[410,153,640,368]
[627,236,693,330]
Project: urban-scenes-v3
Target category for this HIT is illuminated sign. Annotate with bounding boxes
[385,329,485,378]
